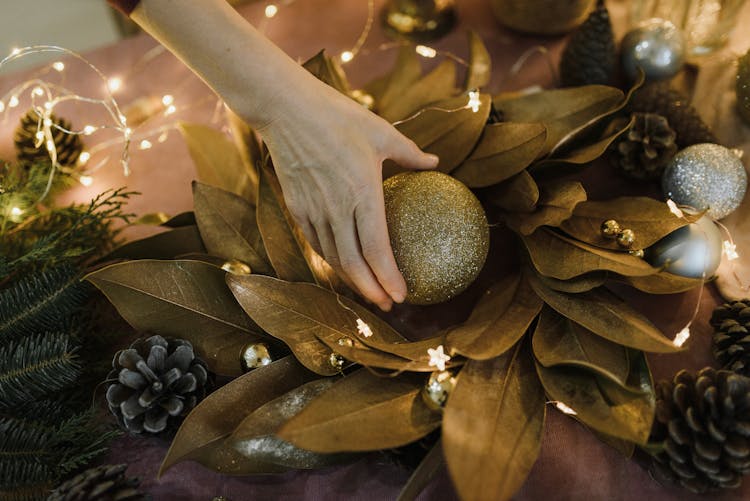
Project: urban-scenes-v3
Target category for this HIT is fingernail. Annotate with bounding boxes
[380,301,393,312]
[390,290,406,303]
[427,153,439,165]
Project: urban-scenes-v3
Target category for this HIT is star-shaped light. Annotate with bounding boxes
[724,240,739,261]
[427,345,451,371]
[356,318,373,338]
[467,90,481,113]
[673,325,691,348]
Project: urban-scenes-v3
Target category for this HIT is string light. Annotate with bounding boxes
[79,175,94,187]
[340,51,354,63]
[107,76,122,92]
[8,95,19,107]
[427,345,451,371]
[164,104,176,116]
[666,199,686,218]
[0,101,4,113]
[415,45,437,58]
[52,61,65,72]
[43,101,52,110]
[551,401,577,415]
[161,94,174,106]
[78,151,91,165]
[10,47,20,56]
[264,4,278,18]
[673,325,691,347]
[356,318,373,338]
[32,87,44,96]
[724,240,739,261]
[83,125,97,135]
[139,139,152,150]
[467,90,481,113]
[157,131,169,143]
[10,207,22,216]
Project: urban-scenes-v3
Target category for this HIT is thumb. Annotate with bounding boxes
[387,135,439,170]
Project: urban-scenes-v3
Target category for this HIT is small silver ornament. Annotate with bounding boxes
[621,18,685,81]
[329,352,345,371]
[421,370,457,410]
[241,343,272,371]
[662,143,747,220]
[645,215,723,278]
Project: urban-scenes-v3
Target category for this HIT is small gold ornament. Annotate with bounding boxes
[421,370,456,410]
[337,337,354,348]
[221,259,251,275]
[240,343,272,371]
[616,229,636,249]
[329,352,346,371]
[629,249,645,258]
[382,0,457,42]
[383,171,489,305]
[600,219,621,239]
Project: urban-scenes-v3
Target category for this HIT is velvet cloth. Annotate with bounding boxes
[1,0,749,499]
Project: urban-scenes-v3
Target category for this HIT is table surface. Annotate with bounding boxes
[2,0,750,500]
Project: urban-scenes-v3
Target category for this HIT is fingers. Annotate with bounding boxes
[386,134,439,170]
[355,192,407,304]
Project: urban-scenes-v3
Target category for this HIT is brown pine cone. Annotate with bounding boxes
[47,464,144,501]
[649,368,750,494]
[628,83,717,147]
[609,112,677,180]
[14,109,83,167]
[559,0,616,87]
[711,300,750,377]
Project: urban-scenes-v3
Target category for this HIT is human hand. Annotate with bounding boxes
[256,78,438,311]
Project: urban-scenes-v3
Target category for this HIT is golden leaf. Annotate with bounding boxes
[161,211,196,228]
[387,93,491,176]
[277,370,441,452]
[225,108,261,205]
[528,275,682,353]
[447,272,542,360]
[193,182,273,275]
[86,259,263,376]
[105,225,205,261]
[464,30,491,91]
[522,228,658,280]
[380,59,456,122]
[452,122,546,188]
[534,270,607,294]
[159,357,317,476]
[302,50,351,95]
[366,45,422,110]
[443,343,546,501]
[509,180,587,235]
[177,122,255,200]
[615,272,705,294]
[486,170,539,213]
[559,196,698,251]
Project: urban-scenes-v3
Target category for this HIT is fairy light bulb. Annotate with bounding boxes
[554,401,577,415]
[35,131,44,141]
[78,151,91,165]
[265,4,278,18]
[416,45,437,58]
[161,94,174,106]
[32,87,44,96]
[467,90,481,113]
[340,51,354,63]
[10,47,20,56]
[723,240,739,261]
[43,117,52,127]
[43,101,52,110]
[79,175,93,187]
[10,206,22,216]
[107,76,122,92]
[8,95,19,108]
[139,139,152,150]
[46,139,55,152]
[0,101,5,113]
[52,61,65,72]
[673,325,691,347]
[164,104,176,116]
[83,125,96,135]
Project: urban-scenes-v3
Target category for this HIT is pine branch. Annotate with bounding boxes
[0,461,53,501]
[0,331,81,406]
[0,264,89,343]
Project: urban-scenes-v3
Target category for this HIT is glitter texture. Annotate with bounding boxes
[661,143,747,220]
[383,171,489,305]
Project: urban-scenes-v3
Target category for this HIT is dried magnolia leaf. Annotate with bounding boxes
[615,272,704,294]
[559,197,698,251]
[522,228,657,280]
[464,30,491,91]
[444,343,545,501]
[160,356,317,476]
[532,307,631,390]
[277,370,441,452]
[536,362,653,444]
[380,59,456,122]
[452,122,546,188]
[397,439,444,501]
[105,225,205,261]
[302,50,351,95]
[229,379,349,469]
[193,182,273,275]
[528,275,682,353]
[178,122,255,200]
[534,270,607,294]
[367,45,423,110]
[86,259,263,376]
[486,170,540,213]
[387,93,491,176]
[493,85,623,156]
[162,211,197,228]
[257,165,316,283]
[447,272,542,360]
[531,114,635,170]
[133,212,170,226]
[225,108,261,205]
[509,180,587,235]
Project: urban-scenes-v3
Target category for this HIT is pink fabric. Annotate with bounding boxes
[1,0,749,499]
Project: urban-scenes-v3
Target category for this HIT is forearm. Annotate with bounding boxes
[130,0,317,129]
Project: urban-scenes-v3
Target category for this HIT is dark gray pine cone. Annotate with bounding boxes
[559,0,616,87]
[650,368,750,494]
[106,335,209,436]
[14,109,84,167]
[627,83,717,147]
[609,112,677,180]
[711,300,750,377]
[47,464,144,501]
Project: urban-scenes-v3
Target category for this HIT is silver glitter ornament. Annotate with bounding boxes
[621,18,685,81]
[421,370,456,410]
[645,215,723,278]
[241,343,272,371]
[383,171,489,305]
[662,143,747,220]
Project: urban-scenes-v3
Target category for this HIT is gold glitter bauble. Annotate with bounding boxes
[240,343,272,371]
[616,228,636,248]
[421,370,457,410]
[383,171,489,305]
[600,219,621,239]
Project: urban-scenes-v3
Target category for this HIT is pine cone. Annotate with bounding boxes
[628,83,717,147]
[609,112,677,180]
[711,300,750,377]
[105,335,209,436]
[48,464,144,501]
[649,367,750,494]
[559,0,616,87]
[736,49,750,125]
[14,109,84,167]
